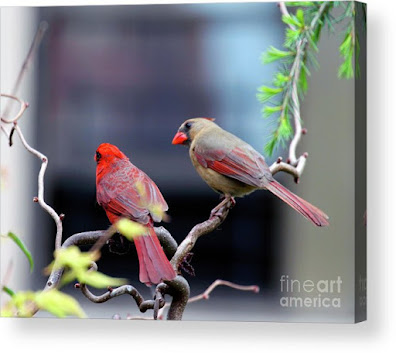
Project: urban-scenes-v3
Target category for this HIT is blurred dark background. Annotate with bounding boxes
[33,2,285,306]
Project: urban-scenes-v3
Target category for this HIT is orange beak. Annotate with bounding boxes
[172,131,188,145]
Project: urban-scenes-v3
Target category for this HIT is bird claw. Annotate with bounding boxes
[178,252,195,277]
[210,196,236,219]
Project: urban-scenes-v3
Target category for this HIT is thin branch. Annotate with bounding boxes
[13,124,63,250]
[269,2,329,181]
[45,230,107,290]
[1,22,48,120]
[1,94,29,124]
[40,227,175,320]
[0,261,14,296]
[158,279,260,320]
[78,283,143,304]
[77,282,167,319]
[279,2,295,30]
[188,279,259,303]
[1,125,10,139]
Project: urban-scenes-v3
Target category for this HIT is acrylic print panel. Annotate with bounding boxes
[0,1,366,322]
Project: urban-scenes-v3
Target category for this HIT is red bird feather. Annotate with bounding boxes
[95,143,175,285]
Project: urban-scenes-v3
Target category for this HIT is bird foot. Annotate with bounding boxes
[210,196,236,219]
[178,252,195,277]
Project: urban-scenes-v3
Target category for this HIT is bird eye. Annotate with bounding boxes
[96,151,101,161]
[185,122,192,129]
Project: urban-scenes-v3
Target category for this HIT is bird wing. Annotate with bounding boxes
[193,131,272,187]
[97,161,168,224]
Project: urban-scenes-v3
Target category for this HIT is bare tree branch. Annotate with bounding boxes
[0,261,14,296]
[158,279,260,320]
[188,279,259,303]
[164,275,190,320]
[1,22,48,120]
[41,227,176,320]
[155,226,178,259]
[77,281,168,319]
[12,123,64,250]
[45,230,107,290]
[1,94,29,125]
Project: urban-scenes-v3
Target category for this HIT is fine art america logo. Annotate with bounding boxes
[280,275,342,308]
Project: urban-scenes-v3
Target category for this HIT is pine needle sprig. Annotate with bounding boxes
[258,1,365,157]
[257,2,332,156]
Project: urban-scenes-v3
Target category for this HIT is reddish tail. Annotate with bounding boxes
[134,227,176,286]
[266,180,329,227]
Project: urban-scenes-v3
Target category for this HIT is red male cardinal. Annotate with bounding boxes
[95,143,176,285]
[172,118,329,227]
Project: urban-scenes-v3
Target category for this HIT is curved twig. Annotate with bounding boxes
[188,279,259,303]
[158,279,260,319]
[77,277,168,320]
[0,94,29,124]
[1,21,48,120]
[45,230,107,290]
[164,276,190,321]
[78,284,144,304]
[155,226,178,259]
[13,124,63,250]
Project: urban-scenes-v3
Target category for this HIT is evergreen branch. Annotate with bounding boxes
[338,1,360,79]
[262,2,331,159]
[259,1,365,180]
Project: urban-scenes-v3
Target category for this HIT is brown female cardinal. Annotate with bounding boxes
[172,118,329,227]
[95,143,176,285]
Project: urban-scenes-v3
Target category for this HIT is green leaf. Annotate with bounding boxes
[264,110,293,157]
[282,14,301,29]
[116,218,147,241]
[285,28,301,48]
[264,136,278,157]
[262,105,282,119]
[7,232,34,272]
[307,33,319,52]
[35,289,86,318]
[47,246,127,289]
[1,291,36,317]
[257,86,283,103]
[299,67,308,93]
[273,73,291,87]
[76,271,126,289]
[285,2,316,7]
[296,9,305,27]
[2,286,15,297]
[339,32,352,55]
[261,46,294,64]
[49,246,98,272]
[338,30,355,79]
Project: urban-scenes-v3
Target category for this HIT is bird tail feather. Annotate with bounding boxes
[266,180,329,227]
[134,227,176,286]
